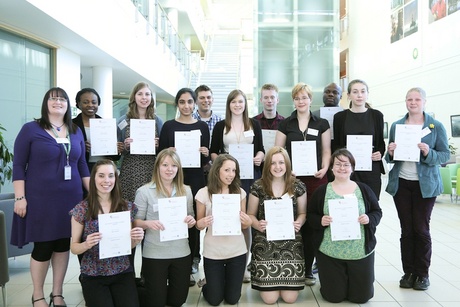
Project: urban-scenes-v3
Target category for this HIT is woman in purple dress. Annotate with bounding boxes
[12,87,90,307]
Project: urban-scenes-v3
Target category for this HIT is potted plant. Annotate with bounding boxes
[0,123,14,192]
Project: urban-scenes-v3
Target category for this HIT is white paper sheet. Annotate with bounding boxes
[262,129,276,153]
[346,135,373,171]
[158,196,189,242]
[89,118,118,156]
[264,198,295,241]
[211,194,241,236]
[394,124,422,162]
[130,119,156,155]
[98,211,131,259]
[328,198,361,241]
[174,130,201,168]
[319,106,342,140]
[229,143,254,179]
[291,141,317,176]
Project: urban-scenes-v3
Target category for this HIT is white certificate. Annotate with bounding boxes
[158,196,188,242]
[291,141,317,176]
[212,194,241,236]
[264,198,295,241]
[98,211,131,259]
[229,144,254,179]
[328,198,361,241]
[174,130,201,168]
[89,118,118,156]
[320,106,342,140]
[130,119,156,155]
[262,129,276,153]
[346,135,373,171]
[394,124,422,162]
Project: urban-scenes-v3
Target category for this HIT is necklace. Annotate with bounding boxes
[51,122,65,131]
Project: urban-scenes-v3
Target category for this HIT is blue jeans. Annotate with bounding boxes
[202,254,246,306]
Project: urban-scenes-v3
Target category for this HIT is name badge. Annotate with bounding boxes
[56,138,69,144]
[307,128,319,136]
[244,130,255,138]
[421,127,431,138]
[64,165,72,180]
[118,120,128,130]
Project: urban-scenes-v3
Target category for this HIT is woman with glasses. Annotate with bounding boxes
[332,79,385,200]
[274,82,331,286]
[12,87,90,307]
[307,148,382,303]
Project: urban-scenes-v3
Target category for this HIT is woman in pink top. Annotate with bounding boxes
[195,154,252,306]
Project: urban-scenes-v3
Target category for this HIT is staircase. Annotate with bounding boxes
[192,34,241,118]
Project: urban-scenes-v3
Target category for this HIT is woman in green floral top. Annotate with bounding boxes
[307,148,382,304]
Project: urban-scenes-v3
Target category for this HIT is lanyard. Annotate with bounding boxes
[51,127,71,165]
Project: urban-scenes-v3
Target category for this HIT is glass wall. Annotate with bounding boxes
[255,0,339,116]
[0,29,52,192]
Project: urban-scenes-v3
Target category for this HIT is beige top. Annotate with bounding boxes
[195,186,247,259]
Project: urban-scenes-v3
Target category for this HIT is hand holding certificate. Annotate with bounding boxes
[212,194,241,236]
[291,141,317,176]
[264,198,295,241]
[130,119,156,155]
[394,124,422,162]
[328,198,361,241]
[98,211,132,259]
[89,118,118,156]
[229,144,254,179]
[346,135,372,171]
[175,130,201,168]
[158,196,189,242]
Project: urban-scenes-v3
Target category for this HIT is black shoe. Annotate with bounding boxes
[413,276,430,290]
[49,293,66,307]
[399,273,415,288]
[189,274,196,287]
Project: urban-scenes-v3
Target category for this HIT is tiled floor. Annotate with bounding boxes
[4,184,460,307]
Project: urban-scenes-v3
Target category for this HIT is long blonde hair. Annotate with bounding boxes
[151,149,186,197]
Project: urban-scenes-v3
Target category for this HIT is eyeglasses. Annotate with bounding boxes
[293,97,310,102]
[334,163,352,169]
[48,97,67,103]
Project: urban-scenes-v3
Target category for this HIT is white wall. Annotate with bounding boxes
[347,1,460,150]
[28,0,187,96]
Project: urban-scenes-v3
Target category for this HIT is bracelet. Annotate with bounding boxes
[15,196,25,201]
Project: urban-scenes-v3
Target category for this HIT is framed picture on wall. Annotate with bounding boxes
[451,115,460,137]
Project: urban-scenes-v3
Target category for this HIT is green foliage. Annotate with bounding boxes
[0,123,14,189]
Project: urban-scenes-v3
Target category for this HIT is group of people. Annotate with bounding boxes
[11,79,449,307]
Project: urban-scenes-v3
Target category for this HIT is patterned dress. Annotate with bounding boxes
[119,120,158,202]
[249,179,306,291]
